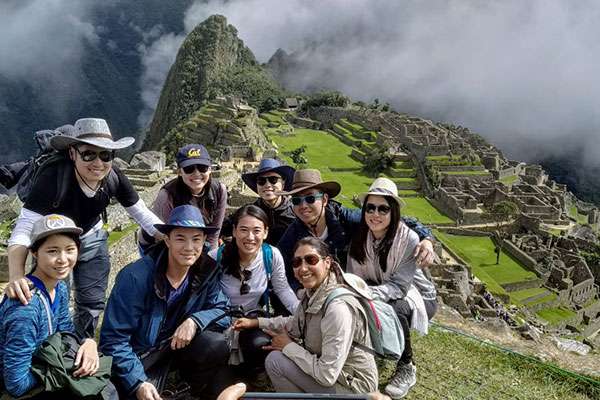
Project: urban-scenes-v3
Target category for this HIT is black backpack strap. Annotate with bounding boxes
[52,162,72,209]
[100,169,120,223]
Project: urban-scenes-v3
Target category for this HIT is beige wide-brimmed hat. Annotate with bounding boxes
[276,169,341,197]
[357,177,406,208]
[50,118,135,150]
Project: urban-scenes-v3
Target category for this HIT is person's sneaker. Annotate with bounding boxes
[384,362,417,399]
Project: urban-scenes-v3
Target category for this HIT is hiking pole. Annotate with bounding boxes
[242,393,370,399]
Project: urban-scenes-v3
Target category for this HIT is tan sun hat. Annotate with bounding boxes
[357,177,406,208]
[276,169,341,197]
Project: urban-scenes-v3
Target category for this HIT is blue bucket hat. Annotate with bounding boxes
[154,205,219,235]
[176,144,212,168]
[241,158,296,193]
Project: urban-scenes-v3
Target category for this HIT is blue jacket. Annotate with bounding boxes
[99,250,230,394]
[0,282,73,396]
[277,200,432,292]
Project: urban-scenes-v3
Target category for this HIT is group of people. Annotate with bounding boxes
[1,118,439,400]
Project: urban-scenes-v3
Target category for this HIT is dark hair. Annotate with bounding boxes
[222,205,270,278]
[170,176,215,216]
[292,236,332,259]
[30,232,81,254]
[348,195,400,272]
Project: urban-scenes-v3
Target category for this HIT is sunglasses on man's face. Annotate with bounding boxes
[291,192,324,206]
[240,269,252,295]
[292,254,324,269]
[365,203,391,215]
[75,147,115,162]
[182,164,209,174]
[257,176,281,186]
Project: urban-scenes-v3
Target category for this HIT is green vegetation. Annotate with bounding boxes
[108,223,139,247]
[0,218,14,242]
[434,230,538,298]
[569,205,589,225]
[406,326,600,399]
[499,175,519,185]
[510,288,556,306]
[300,90,350,111]
[441,170,491,176]
[402,197,454,225]
[536,307,577,326]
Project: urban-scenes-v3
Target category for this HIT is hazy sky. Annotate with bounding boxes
[139,0,600,165]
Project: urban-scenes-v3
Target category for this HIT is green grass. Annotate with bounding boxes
[0,218,14,242]
[569,205,589,225]
[403,326,600,399]
[434,230,538,298]
[499,175,519,185]
[510,287,553,305]
[402,197,454,224]
[536,307,577,326]
[442,170,491,176]
[107,223,139,247]
[339,117,363,132]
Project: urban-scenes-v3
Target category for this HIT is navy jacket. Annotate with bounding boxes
[277,200,432,292]
[99,250,230,394]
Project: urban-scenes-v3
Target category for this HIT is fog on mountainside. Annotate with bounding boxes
[165,0,599,202]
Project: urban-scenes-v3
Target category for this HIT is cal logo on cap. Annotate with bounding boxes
[46,214,66,229]
[187,148,201,158]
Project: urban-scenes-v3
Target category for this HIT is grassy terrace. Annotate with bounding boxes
[536,307,577,326]
[268,128,452,226]
[434,230,538,299]
[510,287,557,306]
[441,170,491,176]
[500,175,519,185]
[569,205,589,225]
[107,223,139,246]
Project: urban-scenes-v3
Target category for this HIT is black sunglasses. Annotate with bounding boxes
[182,164,209,174]
[240,269,252,295]
[291,192,324,206]
[257,176,281,186]
[365,203,391,215]
[292,254,324,269]
[74,147,115,162]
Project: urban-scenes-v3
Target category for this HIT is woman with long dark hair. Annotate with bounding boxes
[347,178,437,399]
[144,144,227,251]
[210,204,298,367]
[234,237,378,394]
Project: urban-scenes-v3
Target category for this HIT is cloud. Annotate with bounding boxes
[175,0,600,166]
[0,0,101,117]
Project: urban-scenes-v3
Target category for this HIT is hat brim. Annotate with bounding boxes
[242,165,296,193]
[29,227,83,249]
[277,181,341,198]
[358,191,406,208]
[154,223,219,235]
[179,158,212,168]
[50,135,135,151]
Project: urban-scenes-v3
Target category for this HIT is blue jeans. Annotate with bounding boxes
[71,229,110,339]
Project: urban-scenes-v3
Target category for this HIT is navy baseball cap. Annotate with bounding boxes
[176,144,212,168]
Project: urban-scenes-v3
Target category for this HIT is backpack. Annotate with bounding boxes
[324,273,405,360]
[217,243,274,316]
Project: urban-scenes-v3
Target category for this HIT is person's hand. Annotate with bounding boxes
[413,238,435,267]
[73,339,99,377]
[5,277,33,305]
[136,382,162,400]
[262,329,293,351]
[217,383,246,400]
[171,318,198,350]
[232,318,259,331]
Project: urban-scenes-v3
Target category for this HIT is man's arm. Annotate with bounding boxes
[401,216,436,267]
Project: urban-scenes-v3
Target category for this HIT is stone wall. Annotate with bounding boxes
[501,239,538,271]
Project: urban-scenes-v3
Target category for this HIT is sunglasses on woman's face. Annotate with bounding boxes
[292,254,324,269]
[240,269,252,295]
[365,203,391,215]
[75,147,115,162]
[257,176,281,186]
[182,164,209,174]
[291,192,324,206]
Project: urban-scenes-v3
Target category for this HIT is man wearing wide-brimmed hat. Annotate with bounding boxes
[6,118,164,339]
[221,158,296,245]
[100,205,233,399]
[277,170,436,295]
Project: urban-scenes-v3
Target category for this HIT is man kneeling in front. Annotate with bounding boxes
[100,205,233,399]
